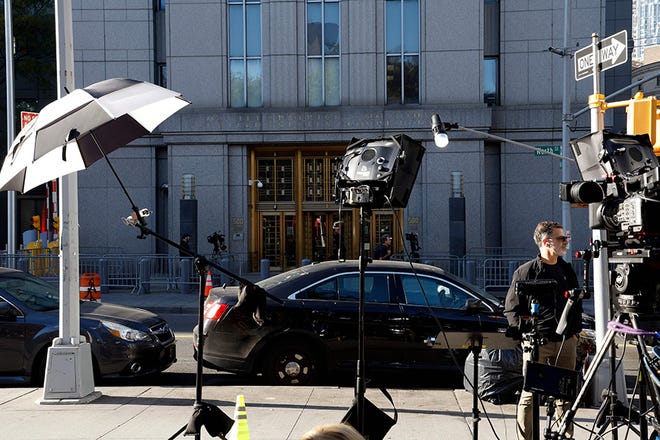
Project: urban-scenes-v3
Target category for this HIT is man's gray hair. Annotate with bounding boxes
[533,221,562,247]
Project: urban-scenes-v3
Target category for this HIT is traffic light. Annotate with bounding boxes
[31,215,40,230]
[52,216,59,234]
[626,92,659,153]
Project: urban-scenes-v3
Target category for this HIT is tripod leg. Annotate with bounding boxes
[471,343,481,440]
[556,325,619,437]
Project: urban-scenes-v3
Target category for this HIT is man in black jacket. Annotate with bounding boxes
[504,221,582,440]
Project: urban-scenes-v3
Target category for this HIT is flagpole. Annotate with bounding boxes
[41,0,99,403]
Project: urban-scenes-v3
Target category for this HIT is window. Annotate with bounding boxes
[157,63,167,88]
[229,0,263,107]
[385,0,419,104]
[299,274,391,302]
[364,274,390,303]
[483,57,498,105]
[256,158,294,202]
[303,156,340,202]
[299,278,338,300]
[400,275,470,309]
[307,0,340,106]
[483,0,500,105]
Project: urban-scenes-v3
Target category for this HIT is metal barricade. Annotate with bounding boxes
[97,255,140,292]
[5,251,593,297]
[481,256,529,295]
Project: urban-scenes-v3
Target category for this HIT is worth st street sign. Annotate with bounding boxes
[574,30,628,81]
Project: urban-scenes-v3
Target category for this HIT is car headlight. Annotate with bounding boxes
[101,321,151,342]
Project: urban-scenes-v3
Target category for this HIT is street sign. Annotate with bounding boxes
[20,111,39,128]
[534,145,561,156]
[574,30,628,81]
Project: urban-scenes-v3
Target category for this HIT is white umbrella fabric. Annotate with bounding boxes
[0,78,190,193]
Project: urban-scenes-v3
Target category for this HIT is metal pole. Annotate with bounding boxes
[588,33,610,351]
[561,0,572,251]
[42,0,98,402]
[4,0,16,262]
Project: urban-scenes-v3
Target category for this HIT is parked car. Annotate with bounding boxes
[0,267,176,385]
[194,260,510,385]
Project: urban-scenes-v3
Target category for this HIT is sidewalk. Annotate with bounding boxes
[1,384,606,440]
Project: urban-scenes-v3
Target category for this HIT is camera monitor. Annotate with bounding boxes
[524,361,579,401]
[570,130,657,181]
[514,279,558,317]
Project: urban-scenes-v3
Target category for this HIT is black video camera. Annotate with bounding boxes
[207,231,227,253]
[560,130,660,247]
[511,279,558,333]
[560,130,660,315]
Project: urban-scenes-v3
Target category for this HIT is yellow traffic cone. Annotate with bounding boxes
[227,394,250,440]
[204,270,213,297]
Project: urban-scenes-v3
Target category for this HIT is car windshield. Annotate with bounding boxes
[0,273,59,312]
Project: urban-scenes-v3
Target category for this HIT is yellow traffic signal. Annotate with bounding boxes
[52,216,59,233]
[32,215,40,230]
[626,92,659,153]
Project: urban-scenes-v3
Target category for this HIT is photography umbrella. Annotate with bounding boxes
[0,77,190,193]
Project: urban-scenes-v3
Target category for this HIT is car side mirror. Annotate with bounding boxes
[0,302,18,321]
[464,298,485,314]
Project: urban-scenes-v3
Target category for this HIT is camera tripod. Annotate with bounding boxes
[551,312,660,440]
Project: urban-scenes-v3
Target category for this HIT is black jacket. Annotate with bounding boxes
[504,255,582,341]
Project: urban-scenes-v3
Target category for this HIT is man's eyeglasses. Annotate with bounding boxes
[552,235,569,242]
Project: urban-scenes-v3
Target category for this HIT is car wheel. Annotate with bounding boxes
[31,348,48,386]
[262,341,318,386]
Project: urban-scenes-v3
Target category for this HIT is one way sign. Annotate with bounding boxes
[574,30,628,81]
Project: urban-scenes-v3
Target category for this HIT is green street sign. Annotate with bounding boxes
[534,145,561,156]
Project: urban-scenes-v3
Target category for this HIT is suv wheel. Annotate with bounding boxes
[262,342,318,386]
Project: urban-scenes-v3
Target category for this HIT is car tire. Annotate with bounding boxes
[31,348,48,386]
[262,341,319,386]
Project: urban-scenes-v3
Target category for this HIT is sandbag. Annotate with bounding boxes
[463,346,523,404]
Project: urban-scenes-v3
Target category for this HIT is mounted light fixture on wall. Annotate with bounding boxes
[248,179,263,188]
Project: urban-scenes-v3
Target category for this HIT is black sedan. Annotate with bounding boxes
[0,267,176,385]
[194,260,509,385]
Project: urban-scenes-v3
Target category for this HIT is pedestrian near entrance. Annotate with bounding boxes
[179,233,191,257]
[504,221,582,440]
[332,221,346,260]
[372,233,392,260]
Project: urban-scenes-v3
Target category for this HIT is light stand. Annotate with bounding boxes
[121,215,281,440]
[435,331,518,440]
[469,336,482,440]
[90,129,284,439]
[336,134,425,440]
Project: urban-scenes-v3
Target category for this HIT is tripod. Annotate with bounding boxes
[553,312,660,440]
[340,206,397,440]
[435,331,518,440]
[520,299,547,440]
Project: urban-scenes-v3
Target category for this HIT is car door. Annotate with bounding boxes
[396,273,481,368]
[0,296,26,375]
[295,272,407,370]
